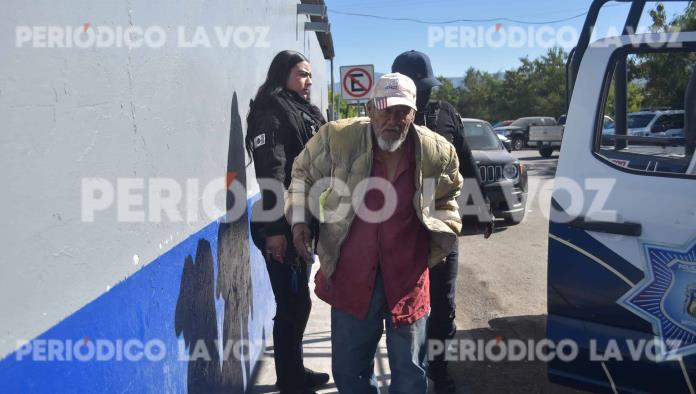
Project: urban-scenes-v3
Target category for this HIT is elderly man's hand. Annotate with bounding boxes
[292,223,313,263]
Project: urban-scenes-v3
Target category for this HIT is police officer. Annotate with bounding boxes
[392,50,493,393]
[245,50,329,394]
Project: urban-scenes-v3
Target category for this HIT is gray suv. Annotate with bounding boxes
[462,118,528,224]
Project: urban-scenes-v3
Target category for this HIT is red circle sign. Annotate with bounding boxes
[342,67,373,99]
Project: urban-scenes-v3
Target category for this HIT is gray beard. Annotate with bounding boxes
[377,133,407,152]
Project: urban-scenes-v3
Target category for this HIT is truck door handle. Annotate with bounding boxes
[568,217,642,236]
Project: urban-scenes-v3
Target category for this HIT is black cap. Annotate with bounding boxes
[391,50,441,91]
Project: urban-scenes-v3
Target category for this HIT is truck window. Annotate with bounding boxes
[627,114,654,129]
[669,113,685,129]
[596,50,695,176]
[651,115,671,132]
[511,118,531,128]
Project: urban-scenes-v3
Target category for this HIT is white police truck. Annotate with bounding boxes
[547,1,696,392]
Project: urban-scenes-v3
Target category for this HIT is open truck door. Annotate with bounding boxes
[548,1,696,392]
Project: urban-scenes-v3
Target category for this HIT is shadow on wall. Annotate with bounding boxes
[175,92,255,393]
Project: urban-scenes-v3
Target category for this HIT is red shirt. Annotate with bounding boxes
[315,132,430,326]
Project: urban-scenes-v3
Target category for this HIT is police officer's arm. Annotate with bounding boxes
[248,111,290,237]
[442,105,482,184]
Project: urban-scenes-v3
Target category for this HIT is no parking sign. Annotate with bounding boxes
[340,65,374,102]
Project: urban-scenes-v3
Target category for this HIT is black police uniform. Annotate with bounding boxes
[393,50,492,392]
[245,89,325,393]
[416,99,489,385]
[416,100,481,182]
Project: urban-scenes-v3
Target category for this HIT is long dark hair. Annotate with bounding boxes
[245,50,309,163]
[254,50,309,102]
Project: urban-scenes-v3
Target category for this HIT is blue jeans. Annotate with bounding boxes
[331,273,428,394]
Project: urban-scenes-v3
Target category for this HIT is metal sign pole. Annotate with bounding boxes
[338,94,343,119]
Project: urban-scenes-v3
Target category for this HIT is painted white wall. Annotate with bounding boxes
[0,0,329,358]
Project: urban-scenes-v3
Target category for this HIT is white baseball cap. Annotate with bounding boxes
[370,72,417,111]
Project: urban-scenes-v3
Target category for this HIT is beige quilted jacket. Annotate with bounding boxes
[286,117,463,280]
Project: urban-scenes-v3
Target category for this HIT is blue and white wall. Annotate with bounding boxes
[0,1,329,392]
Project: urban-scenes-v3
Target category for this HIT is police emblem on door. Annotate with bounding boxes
[619,240,696,360]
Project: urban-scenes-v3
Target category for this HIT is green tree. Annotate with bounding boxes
[494,47,567,120]
[604,80,645,118]
[673,2,696,31]
[648,3,668,32]
[431,77,460,108]
[458,68,503,121]
[429,48,568,122]
[629,2,696,110]
[333,92,363,118]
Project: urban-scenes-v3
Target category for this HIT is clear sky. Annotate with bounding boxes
[326,0,691,79]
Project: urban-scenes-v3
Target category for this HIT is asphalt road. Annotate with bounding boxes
[449,149,590,394]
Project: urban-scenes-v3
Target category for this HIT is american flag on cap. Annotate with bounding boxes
[374,97,389,110]
[370,72,418,111]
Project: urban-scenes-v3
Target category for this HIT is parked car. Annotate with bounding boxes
[558,113,611,127]
[602,110,684,145]
[529,115,614,157]
[494,116,557,150]
[529,123,565,157]
[462,118,528,224]
[492,119,514,128]
[497,133,512,152]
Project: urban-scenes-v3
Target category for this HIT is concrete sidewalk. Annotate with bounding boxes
[250,262,432,394]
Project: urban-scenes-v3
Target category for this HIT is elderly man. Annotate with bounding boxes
[286,73,463,394]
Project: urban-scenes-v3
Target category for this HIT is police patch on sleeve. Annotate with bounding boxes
[253,133,266,148]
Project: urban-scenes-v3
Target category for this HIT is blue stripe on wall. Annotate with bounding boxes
[0,196,273,394]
